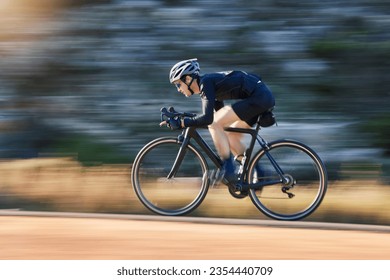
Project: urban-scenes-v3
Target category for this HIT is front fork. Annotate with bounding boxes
[167,129,190,179]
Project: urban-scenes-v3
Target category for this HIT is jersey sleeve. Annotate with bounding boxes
[183,97,214,127]
[183,77,216,127]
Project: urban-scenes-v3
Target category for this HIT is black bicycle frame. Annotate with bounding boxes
[167,127,221,179]
[225,125,286,189]
[167,124,286,189]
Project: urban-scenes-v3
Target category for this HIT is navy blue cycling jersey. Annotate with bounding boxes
[183,70,265,127]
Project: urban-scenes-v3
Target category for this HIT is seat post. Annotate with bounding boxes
[254,115,262,132]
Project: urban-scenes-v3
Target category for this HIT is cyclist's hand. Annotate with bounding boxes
[159,118,182,130]
[167,117,182,130]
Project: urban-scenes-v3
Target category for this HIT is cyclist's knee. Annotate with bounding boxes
[208,121,223,132]
[230,120,251,129]
[214,106,239,127]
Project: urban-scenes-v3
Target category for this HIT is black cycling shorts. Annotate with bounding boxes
[232,82,275,126]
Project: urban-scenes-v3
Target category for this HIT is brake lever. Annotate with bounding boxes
[160,106,196,122]
[160,107,172,122]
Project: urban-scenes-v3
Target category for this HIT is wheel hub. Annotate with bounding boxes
[281,174,295,198]
[282,174,295,187]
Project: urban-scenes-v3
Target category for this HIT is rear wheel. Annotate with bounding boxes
[248,140,327,220]
[131,137,209,216]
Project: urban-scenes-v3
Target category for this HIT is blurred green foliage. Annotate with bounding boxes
[362,113,390,155]
[48,134,129,166]
[309,16,389,102]
[308,16,389,156]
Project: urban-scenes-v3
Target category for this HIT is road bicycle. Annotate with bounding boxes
[131,107,327,220]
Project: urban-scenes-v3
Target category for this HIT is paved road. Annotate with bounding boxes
[0,210,389,259]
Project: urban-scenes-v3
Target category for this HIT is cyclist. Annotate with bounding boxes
[162,58,275,187]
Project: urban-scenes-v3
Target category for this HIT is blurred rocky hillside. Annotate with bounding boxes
[0,0,389,179]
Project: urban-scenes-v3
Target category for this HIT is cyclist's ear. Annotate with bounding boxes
[184,75,192,83]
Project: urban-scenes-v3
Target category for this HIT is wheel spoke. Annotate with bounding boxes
[249,140,327,220]
[131,138,209,216]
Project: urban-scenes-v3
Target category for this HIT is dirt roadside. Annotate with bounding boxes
[0,216,389,260]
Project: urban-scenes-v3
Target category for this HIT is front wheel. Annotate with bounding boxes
[248,140,327,220]
[131,137,209,216]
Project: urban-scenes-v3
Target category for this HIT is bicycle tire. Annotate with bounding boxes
[131,137,209,216]
[248,140,327,220]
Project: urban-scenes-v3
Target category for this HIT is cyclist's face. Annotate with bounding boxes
[174,79,192,97]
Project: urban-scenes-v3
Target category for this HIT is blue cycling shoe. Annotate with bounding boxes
[221,155,237,186]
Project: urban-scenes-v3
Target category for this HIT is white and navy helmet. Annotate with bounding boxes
[169,58,200,83]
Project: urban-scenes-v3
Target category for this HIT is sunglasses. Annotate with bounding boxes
[174,82,182,89]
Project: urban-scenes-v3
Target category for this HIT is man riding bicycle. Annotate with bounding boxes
[161,58,275,187]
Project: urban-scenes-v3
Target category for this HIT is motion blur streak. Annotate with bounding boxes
[0,0,389,225]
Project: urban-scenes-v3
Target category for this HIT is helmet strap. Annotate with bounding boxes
[187,76,195,95]
[181,75,196,95]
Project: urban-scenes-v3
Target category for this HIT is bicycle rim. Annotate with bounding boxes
[248,140,327,220]
[131,137,209,216]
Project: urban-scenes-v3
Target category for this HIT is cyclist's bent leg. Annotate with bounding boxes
[226,120,251,158]
[208,121,230,160]
[208,106,241,185]
[208,106,240,159]
[208,121,235,184]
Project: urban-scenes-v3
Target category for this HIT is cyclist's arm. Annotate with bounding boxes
[183,97,214,127]
[182,77,219,128]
